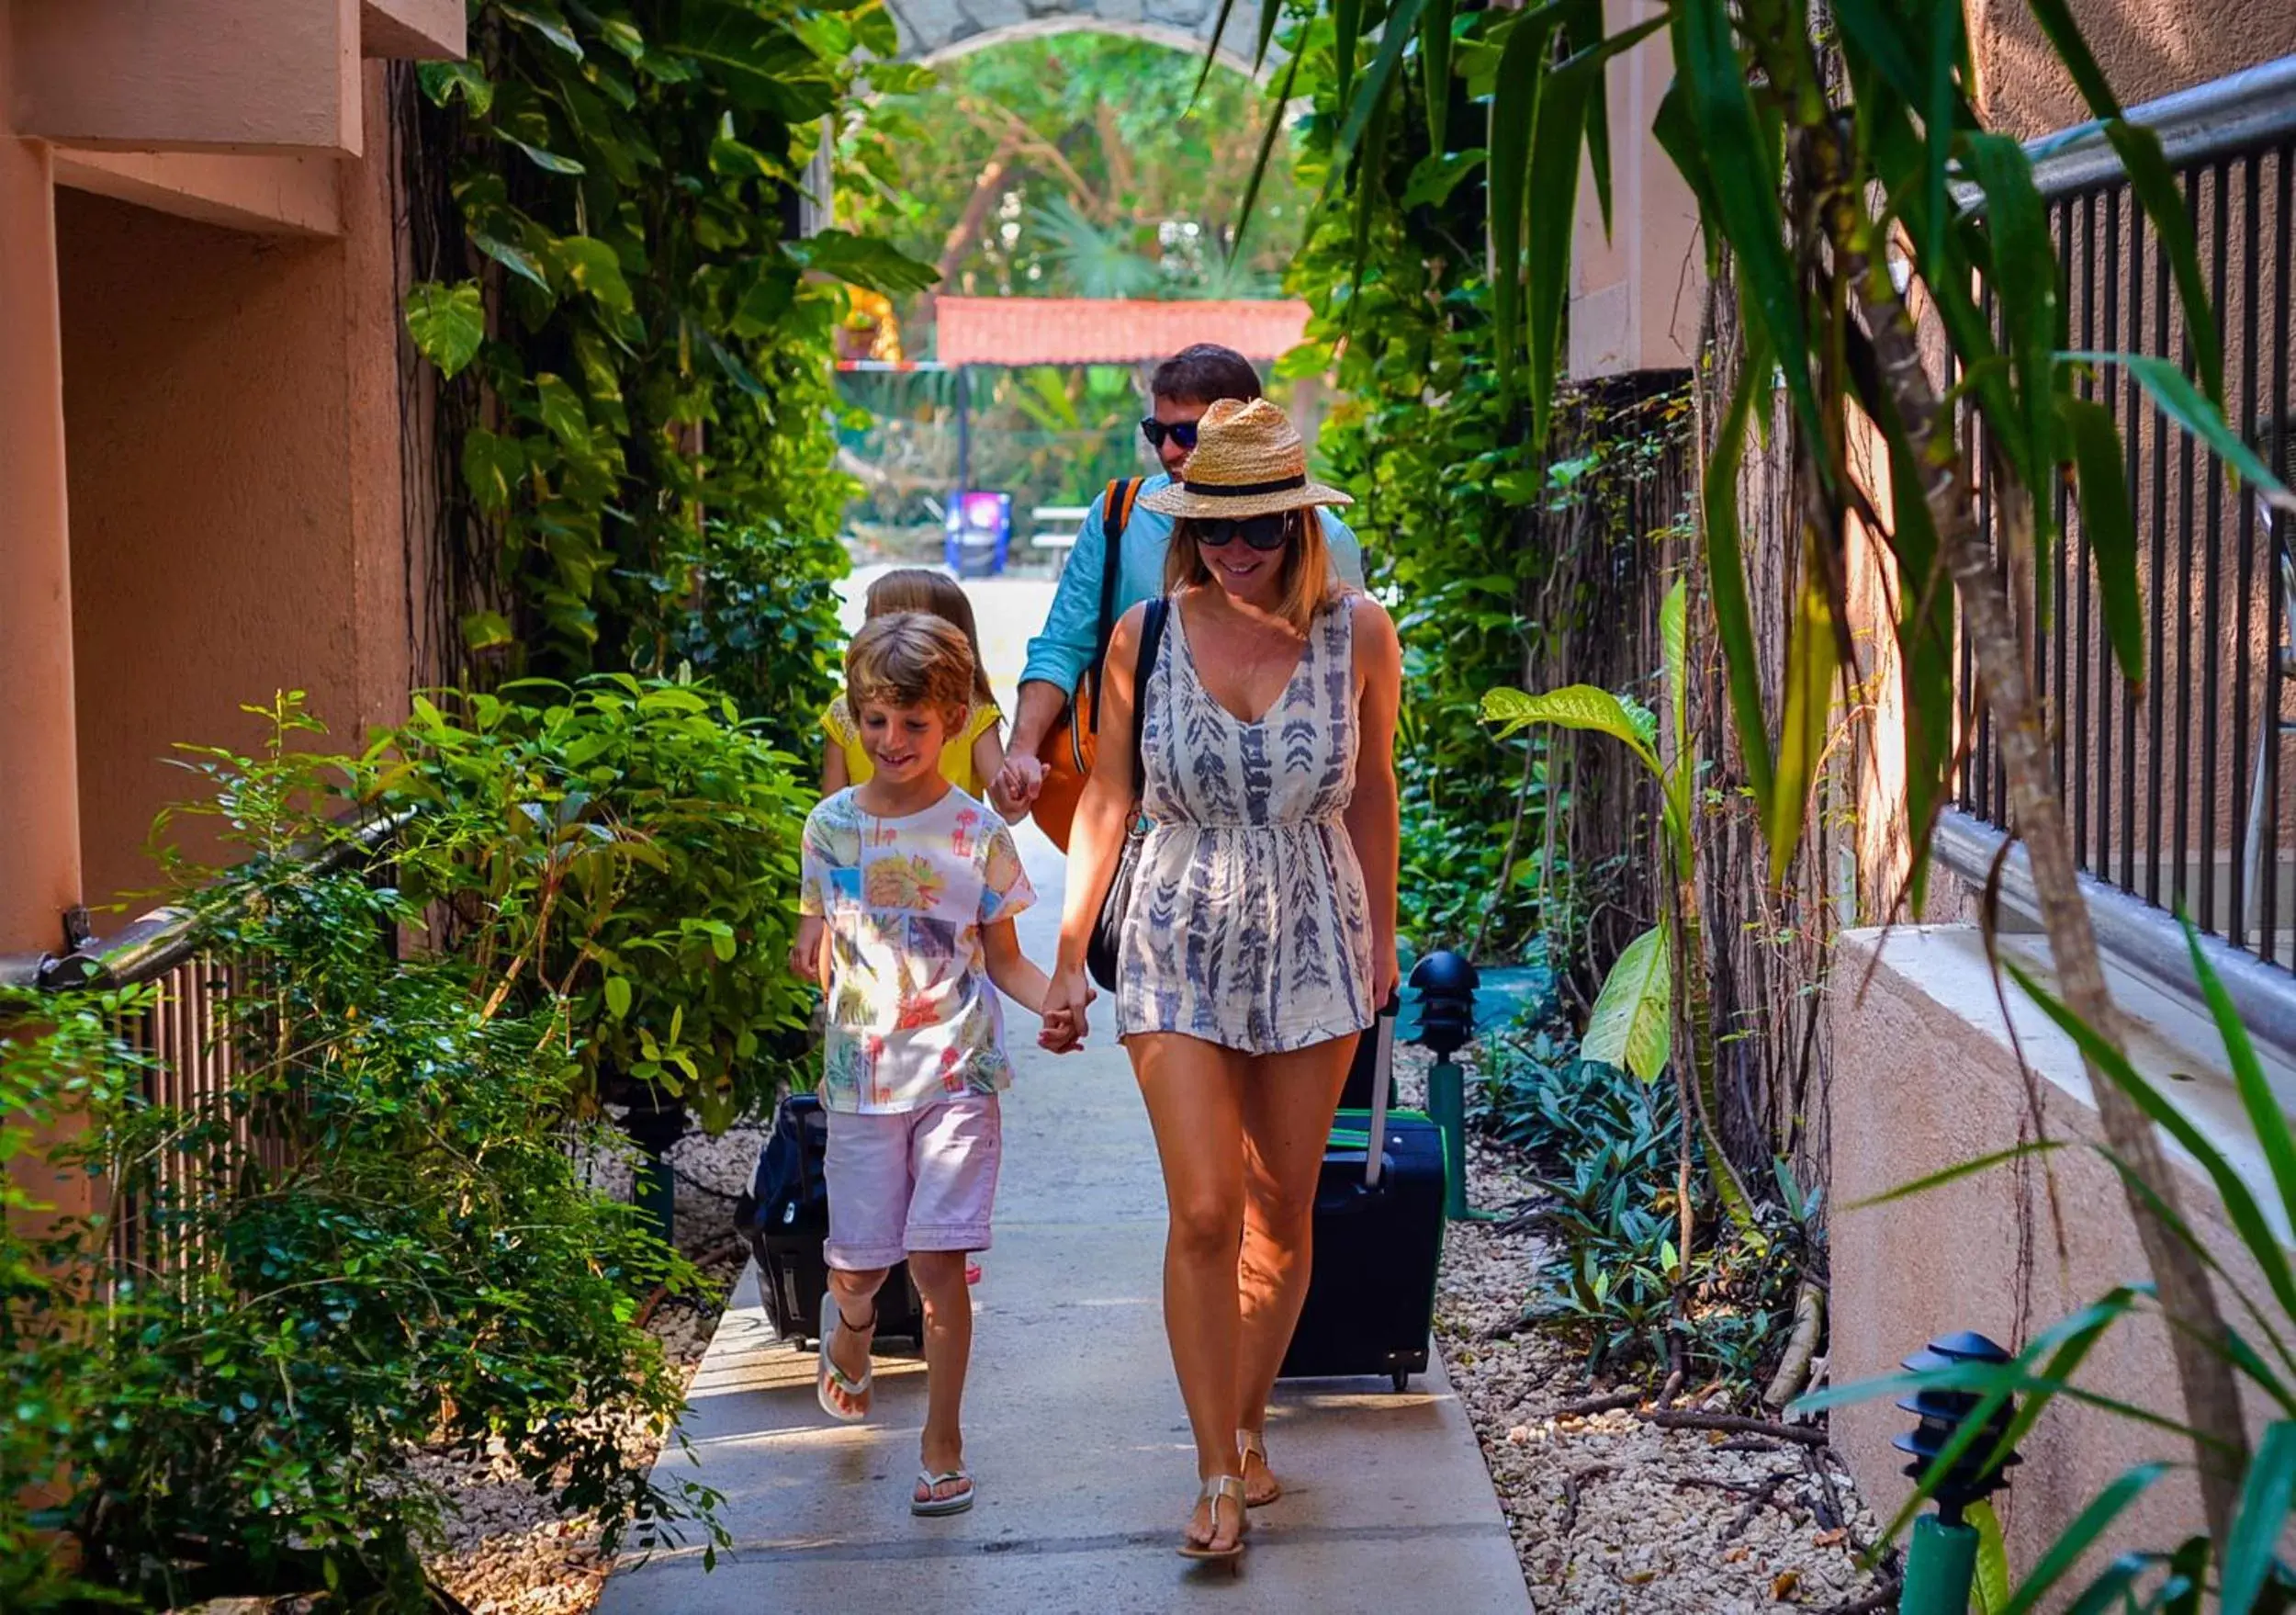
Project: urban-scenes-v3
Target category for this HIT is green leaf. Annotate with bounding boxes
[1844,1140,2065,1210]
[1769,553,1837,880]
[473,232,551,293]
[551,236,635,317]
[1674,0,1820,447]
[1421,0,1456,154]
[402,280,484,379]
[2061,393,2144,685]
[418,60,494,117]
[501,3,584,60]
[1965,132,2059,554]
[1402,149,1484,211]
[462,429,524,514]
[793,230,940,295]
[1231,47,1307,264]
[506,136,585,175]
[1335,0,1432,164]
[2223,1421,2296,1613]
[535,374,589,446]
[604,976,633,1022]
[1334,0,1364,122]
[2001,1463,2170,1613]
[1582,925,1671,1082]
[1485,7,1559,401]
[1481,684,1662,776]
[2079,352,2296,514]
[460,611,514,651]
[1566,0,1613,234]
[702,328,769,400]
[1970,1499,2013,1615]
[2184,916,2296,1281]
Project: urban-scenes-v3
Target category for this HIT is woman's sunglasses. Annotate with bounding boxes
[1193,514,1291,551]
[1139,418,1200,452]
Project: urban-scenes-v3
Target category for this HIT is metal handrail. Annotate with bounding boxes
[1944,55,2296,209]
[0,808,413,993]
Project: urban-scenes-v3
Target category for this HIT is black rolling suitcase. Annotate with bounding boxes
[734,1091,925,1352]
[1278,1000,1446,1391]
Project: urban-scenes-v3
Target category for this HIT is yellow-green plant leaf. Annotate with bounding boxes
[1582,925,1671,1081]
[460,610,514,651]
[1335,0,1432,161]
[403,280,485,379]
[604,975,633,1021]
[1966,131,2061,562]
[1485,7,1559,401]
[2001,1462,2169,1613]
[2082,352,2296,514]
[1421,0,1455,154]
[552,235,635,315]
[473,231,551,293]
[1970,1499,2012,1613]
[2061,393,2144,685]
[1481,684,1660,775]
[1703,326,1777,813]
[535,373,589,446]
[1768,559,1837,879]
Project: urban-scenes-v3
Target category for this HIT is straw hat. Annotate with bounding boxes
[1139,398,1355,519]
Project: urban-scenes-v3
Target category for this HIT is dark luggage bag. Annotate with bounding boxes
[1278,1000,1446,1391]
[734,1091,925,1352]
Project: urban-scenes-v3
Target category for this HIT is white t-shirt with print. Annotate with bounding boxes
[798,786,1035,1113]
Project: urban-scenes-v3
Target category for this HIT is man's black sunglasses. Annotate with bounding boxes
[1193,513,1291,551]
[1139,418,1200,452]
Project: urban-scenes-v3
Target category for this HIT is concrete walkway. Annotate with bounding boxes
[598,575,1531,1614]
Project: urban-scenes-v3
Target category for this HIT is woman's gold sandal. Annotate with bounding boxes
[1238,1429,1280,1507]
[1177,1473,1249,1563]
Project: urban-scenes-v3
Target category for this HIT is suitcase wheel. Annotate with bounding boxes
[1391,1370,1410,1394]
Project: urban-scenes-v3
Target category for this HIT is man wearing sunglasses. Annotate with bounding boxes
[992,344,1365,819]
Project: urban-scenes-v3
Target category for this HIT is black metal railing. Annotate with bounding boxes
[1,813,409,1278]
[1949,60,2296,1010]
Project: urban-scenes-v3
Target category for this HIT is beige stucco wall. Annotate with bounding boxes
[1830,924,2287,1580]
[55,63,412,909]
[1975,0,2296,141]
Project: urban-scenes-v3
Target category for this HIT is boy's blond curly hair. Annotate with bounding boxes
[844,611,976,727]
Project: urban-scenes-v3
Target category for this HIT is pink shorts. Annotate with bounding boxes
[822,1093,1002,1271]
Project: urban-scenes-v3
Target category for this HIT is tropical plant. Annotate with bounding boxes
[1224,0,2294,1548]
[402,0,928,683]
[10,698,714,1609]
[1800,924,2296,1609]
[1485,579,1757,1243]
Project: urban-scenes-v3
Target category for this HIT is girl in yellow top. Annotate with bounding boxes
[822,570,1019,815]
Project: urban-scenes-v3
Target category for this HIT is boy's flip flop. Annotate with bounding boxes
[911,1469,975,1516]
[815,1293,874,1424]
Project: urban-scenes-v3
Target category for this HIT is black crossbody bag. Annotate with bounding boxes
[1085,596,1169,993]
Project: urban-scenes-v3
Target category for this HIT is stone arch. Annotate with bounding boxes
[885,0,1268,81]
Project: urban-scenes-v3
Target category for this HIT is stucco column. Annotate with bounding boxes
[0,69,84,956]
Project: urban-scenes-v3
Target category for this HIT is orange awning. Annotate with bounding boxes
[932,297,1313,367]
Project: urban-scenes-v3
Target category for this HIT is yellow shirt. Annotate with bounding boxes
[822,695,1002,796]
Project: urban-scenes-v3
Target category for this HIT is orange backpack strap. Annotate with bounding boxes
[1086,476,1147,731]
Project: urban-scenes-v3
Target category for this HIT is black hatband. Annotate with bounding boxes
[1179,473,1308,498]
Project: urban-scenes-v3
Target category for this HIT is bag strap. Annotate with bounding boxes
[1361,992,1399,1189]
[1130,597,1169,799]
[1086,476,1146,734]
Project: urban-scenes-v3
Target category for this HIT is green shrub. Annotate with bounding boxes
[6,699,717,1609]
[373,674,818,1131]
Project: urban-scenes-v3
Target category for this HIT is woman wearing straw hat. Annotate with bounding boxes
[1044,396,1401,1564]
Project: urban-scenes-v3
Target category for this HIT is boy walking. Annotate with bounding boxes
[791,611,1066,1517]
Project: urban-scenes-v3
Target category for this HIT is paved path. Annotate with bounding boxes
[597,576,1531,1614]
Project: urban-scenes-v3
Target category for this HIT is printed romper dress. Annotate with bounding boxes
[1116,592,1377,1054]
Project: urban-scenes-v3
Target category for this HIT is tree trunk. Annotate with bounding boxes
[937,132,1022,286]
[1796,119,2252,1547]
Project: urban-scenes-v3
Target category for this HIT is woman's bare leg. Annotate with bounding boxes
[1130,1032,1250,1553]
[1233,1034,1357,1503]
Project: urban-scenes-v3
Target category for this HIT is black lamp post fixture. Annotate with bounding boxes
[1893,1331,2022,1615]
[1410,950,1483,1221]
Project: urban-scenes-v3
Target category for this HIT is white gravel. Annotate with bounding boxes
[1401,1046,1894,1613]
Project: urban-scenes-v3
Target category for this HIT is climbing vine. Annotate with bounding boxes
[401,0,934,701]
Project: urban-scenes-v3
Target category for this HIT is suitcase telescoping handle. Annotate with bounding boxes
[1361,989,1401,1190]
